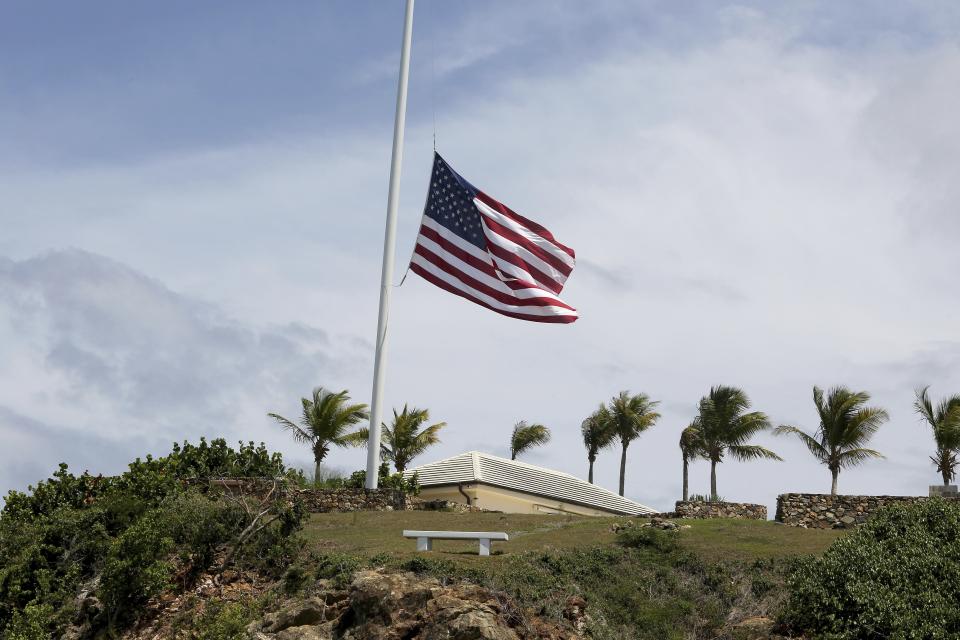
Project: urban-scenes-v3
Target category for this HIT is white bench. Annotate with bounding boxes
[403,530,509,556]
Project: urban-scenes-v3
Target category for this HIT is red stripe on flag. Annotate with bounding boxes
[485,241,564,295]
[475,191,576,259]
[480,214,573,277]
[410,263,577,324]
[412,244,576,310]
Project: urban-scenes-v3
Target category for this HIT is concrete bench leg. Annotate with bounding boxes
[417,537,433,552]
[478,538,491,556]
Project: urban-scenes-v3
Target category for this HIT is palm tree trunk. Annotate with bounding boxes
[710,459,717,499]
[314,460,322,485]
[619,443,628,496]
[830,468,839,495]
[944,467,951,487]
[682,457,689,502]
[511,451,517,460]
[588,456,595,484]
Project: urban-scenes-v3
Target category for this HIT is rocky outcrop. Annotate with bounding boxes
[672,500,767,520]
[611,517,691,532]
[247,570,584,640]
[775,493,960,529]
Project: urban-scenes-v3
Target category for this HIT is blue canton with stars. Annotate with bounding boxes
[423,153,486,249]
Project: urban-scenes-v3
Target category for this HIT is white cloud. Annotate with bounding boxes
[3,4,960,512]
[0,250,372,495]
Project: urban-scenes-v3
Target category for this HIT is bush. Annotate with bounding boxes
[99,510,174,627]
[617,527,680,553]
[781,498,960,638]
[0,440,305,638]
[191,600,255,640]
[342,463,420,495]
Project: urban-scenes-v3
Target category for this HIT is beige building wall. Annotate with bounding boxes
[418,483,617,517]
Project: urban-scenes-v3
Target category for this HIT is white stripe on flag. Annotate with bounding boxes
[473,197,575,268]
[409,254,577,318]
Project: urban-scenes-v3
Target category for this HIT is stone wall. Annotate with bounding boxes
[198,479,410,513]
[672,500,767,520]
[775,493,960,529]
[292,487,409,512]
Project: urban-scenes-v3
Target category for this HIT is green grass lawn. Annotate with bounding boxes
[302,511,842,566]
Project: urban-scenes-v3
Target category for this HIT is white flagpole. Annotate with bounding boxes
[365,0,415,489]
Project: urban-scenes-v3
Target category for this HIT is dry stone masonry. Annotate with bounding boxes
[199,479,412,513]
[292,488,409,513]
[672,500,767,520]
[775,493,960,529]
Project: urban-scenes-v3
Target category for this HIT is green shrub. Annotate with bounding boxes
[616,527,680,553]
[314,553,366,587]
[688,494,726,503]
[0,440,304,638]
[342,464,420,495]
[781,498,960,639]
[99,510,174,627]
[2,603,53,640]
[191,600,255,640]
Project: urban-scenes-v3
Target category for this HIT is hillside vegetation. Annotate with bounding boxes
[4,440,959,640]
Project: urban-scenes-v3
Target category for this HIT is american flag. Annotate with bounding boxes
[408,154,578,323]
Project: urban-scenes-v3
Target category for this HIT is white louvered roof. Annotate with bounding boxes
[406,451,656,516]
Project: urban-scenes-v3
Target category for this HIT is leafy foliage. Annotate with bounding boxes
[339,463,420,495]
[510,421,551,460]
[353,405,445,473]
[0,440,304,638]
[775,386,886,495]
[782,498,960,639]
[914,385,960,486]
[679,423,704,501]
[581,404,616,483]
[269,387,369,477]
[694,385,781,496]
[608,391,661,495]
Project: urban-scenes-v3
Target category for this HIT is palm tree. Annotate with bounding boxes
[510,421,551,460]
[609,391,661,496]
[696,385,781,498]
[581,404,615,483]
[354,405,446,473]
[268,387,368,481]
[914,386,960,486]
[679,423,703,502]
[774,386,886,495]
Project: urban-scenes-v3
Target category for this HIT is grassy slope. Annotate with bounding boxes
[303,511,842,565]
[297,512,844,639]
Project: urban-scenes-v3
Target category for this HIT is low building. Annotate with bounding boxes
[406,451,655,516]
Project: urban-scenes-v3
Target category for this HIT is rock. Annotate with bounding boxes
[273,624,335,640]
[249,569,581,640]
[258,598,329,633]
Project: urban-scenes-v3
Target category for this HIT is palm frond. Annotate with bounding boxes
[727,444,783,462]
[582,404,616,455]
[274,387,370,465]
[337,429,370,447]
[694,385,776,466]
[608,391,660,444]
[268,412,314,445]
[836,447,885,468]
[774,425,829,463]
[511,421,551,458]
[679,423,705,459]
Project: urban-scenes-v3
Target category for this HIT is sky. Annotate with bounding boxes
[2,1,960,514]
